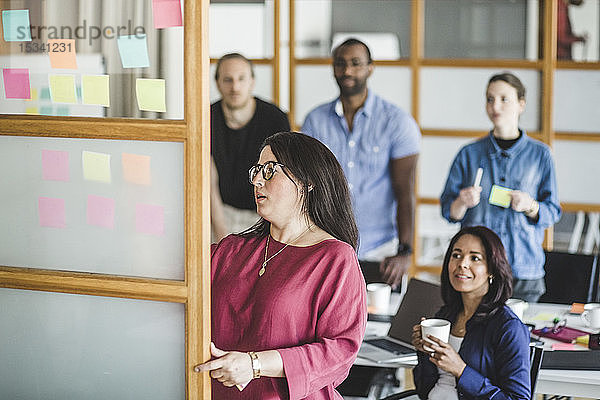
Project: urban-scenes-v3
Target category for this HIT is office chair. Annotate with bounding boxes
[380,345,544,400]
[538,251,599,304]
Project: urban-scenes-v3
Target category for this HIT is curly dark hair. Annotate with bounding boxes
[439,226,513,321]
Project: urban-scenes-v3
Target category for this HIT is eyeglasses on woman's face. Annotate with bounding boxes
[248,161,286,184]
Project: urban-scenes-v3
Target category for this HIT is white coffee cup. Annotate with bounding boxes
[366,283,391,314]
[506,298,527,320]
[581,303,600,329]
[420,318,451,352]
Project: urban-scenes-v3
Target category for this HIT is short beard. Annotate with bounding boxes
[336,77,367,97]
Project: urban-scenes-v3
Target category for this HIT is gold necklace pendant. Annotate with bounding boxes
[259,226,311,277]
[259,263,266,276]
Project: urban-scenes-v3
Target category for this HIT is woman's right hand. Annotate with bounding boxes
[411,317,427,353]
[457,186,482,209]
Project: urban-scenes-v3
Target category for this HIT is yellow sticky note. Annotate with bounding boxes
[489,184,512,208]
[82,151,111,183]
[49,75,77,104]
[82,75,110,107]
[48,39,78,69]
[25,107,39,115]
[136,78,166,112]
[122,153,151,185]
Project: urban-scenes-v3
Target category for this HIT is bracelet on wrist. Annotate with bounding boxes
[397,243,413,256]
[525,200,537,215]
[247,351,261,379]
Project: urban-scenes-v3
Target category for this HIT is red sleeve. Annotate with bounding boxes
[277,247,367,399]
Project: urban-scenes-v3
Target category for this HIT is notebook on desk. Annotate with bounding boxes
[358,278,443,363]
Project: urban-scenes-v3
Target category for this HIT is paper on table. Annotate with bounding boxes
[152,0,183,29]
[122,153,151,185]
[136,78,166,112]
[49,75,77,103]
[86,194,115,229]
[82,75,110,106]
[48,39,78,69]
[3,68,31,99]
[136,203,164,236]
[2,9,32,41]
[552,343,577,351]
[38,197,66,228]
[531,312,557,321]
[42,149,69,181]
[82,151,111,183]
[489,184,512,208]
[117,34,150,68]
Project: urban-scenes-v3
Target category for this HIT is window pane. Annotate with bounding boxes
[0,288,185,400]
[557,0,600,62]
[0,136,184,280]
[553,70,600,133]
[294,65,412,127]
[295,0,411,59]
[0,0,184,119]
[424,0,539,60]
[554,140,600,204]
[419,67,540,131]
[209,0,274,59]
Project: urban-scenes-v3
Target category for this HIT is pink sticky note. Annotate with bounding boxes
[38,197,66,228]
[48,39,78,69]
[122,153,151,185]
[42,149,69,181]
[3,68,31,99]
[87,195,115,229]
[551,343,577,351]
[152,0,183,29]
[136,203,164,236]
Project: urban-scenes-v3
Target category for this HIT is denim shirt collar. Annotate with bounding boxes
[333,89,374,119]
[486,129,528,159]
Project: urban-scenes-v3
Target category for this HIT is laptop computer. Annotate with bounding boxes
[358,278,444,363]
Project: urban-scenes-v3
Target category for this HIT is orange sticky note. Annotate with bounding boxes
[48,39,78,69]
[122,153,151,185]
[571,303,585,314]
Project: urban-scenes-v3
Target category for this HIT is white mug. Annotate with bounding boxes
[420,318,451,352]
[581,303,600,329]
[506,298,527,320]
[366,283,391,314]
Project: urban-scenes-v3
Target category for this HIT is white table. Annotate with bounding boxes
[359,298,600,398]
[524,303,600,398]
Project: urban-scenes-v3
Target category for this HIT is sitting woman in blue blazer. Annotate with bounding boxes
[411,226,531,400]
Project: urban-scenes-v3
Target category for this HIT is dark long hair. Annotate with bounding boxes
[241,132,359,250]
[439,226,513,321]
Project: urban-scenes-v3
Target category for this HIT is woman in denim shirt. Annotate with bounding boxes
[411,226,530,400]
[440,72,561,302]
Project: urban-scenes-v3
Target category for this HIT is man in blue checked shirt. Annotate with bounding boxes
[302,38,421,290]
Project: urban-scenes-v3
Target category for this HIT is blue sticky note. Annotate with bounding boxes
[2,10,32,41]
[39,106,53,115]
[40,87,51,100]
[117,34,150,68]
[56,106,70,116]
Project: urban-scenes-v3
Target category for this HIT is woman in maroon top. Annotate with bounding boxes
[195,132,367,399]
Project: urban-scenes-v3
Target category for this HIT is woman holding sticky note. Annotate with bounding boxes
[440,72,561,302]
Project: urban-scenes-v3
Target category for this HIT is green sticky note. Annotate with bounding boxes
[2,9,32,41]
[40,87,51,100]
[49,75,77,104]
[40,106,53,115]
[489,184,512,208]
[82,151,111,183]
[56,106,69,116]
[82,75,110,106]
[136,78,166,112]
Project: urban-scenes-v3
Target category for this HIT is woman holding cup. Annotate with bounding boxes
[411,226,531,399]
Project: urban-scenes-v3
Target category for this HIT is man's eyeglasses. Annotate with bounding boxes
[333,59,369,70]
[248,161,286,184]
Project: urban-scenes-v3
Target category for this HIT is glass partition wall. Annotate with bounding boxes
[0,0,211,398]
